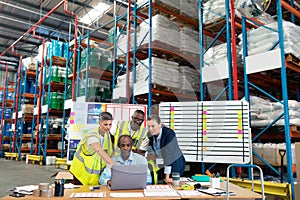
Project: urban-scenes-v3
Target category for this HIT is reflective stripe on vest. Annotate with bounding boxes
[114,121,147,150]
[70,129,113,185]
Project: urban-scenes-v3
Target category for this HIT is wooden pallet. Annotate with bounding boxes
[204,18,227,34]
[290,125,300,132]
[46,56,67,67]
[286,54,300,66]
[153,83,180,93]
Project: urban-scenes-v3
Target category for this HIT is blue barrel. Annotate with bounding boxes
[30,82,36,94]
[4,124,12,136]
[27,126,32,134]
[0,90,3,102]
[63,42,69,58]
[4,108,11,119]
[6,91,13,100]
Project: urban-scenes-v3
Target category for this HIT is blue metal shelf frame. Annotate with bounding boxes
[240,1,297,199]
[30,62,40,155]
[11,70,20,154]
[61,45,72,159]
[16,69,27,160]
[198,0,236,175]
[112,0,153,113]
[0,66,13,154]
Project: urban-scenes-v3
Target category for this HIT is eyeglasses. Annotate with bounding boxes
[120,144,132,147]
[132,117,144,122]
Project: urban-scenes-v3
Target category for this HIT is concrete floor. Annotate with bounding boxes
[0,158,61,197]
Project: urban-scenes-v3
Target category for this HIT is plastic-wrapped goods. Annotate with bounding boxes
[252,143,264,165]
[180,0,198,19]
[180,27,199,42]
[116,34,135,56]
[180,27,200,55]
[81,48,112,70]
[138,26,180,51]
[203,43,242,67]
[179,66,200,92]
[249,95,300,127]
[238,21,300,60]
[140,14,180,31]
[118,14,181,56]
[115,57,182,94]
[202,0,226,25]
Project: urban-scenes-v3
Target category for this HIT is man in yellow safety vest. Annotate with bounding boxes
[70,112,115,185]
[111,110,148,155]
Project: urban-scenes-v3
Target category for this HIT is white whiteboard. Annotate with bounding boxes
[159,100,251,164]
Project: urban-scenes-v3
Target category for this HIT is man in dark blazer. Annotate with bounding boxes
[147,115,185,184]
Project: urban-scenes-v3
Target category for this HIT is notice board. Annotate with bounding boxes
[159,100,251,164]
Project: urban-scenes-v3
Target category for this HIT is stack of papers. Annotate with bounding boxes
[144,185,179,197]
[70,192,106,198]
[177,190,204,197]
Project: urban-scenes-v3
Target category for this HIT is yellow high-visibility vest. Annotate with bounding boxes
[114,121,147,151]
[70,128,113,185]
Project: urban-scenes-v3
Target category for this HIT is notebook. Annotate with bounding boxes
[110,164,147,190]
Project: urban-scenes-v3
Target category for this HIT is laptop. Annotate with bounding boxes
[110,164,147,190]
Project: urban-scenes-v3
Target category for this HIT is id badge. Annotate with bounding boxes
[156,158,164,165]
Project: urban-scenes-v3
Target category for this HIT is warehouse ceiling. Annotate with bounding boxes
[0,0,128,64]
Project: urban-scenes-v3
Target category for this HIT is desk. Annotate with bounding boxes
[1,182,261,200]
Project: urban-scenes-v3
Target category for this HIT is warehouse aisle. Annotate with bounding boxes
[0,158,61,197]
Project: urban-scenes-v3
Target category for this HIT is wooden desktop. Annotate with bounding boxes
[1,182,261,199]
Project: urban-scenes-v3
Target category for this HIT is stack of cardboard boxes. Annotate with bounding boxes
[295,142,300,199]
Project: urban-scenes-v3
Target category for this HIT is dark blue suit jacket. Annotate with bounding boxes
[148,126,185,175]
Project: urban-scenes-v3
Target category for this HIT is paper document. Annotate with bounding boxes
[177,190,204,197]
[70,192,106,198]
[144,185,179,197]
[109,192,144,197]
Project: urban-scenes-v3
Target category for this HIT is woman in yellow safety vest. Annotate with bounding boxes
[70,112,115,185]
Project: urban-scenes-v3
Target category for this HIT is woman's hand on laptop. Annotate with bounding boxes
[165,174,172,183]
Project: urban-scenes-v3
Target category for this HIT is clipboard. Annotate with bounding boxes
[198,188,236,196]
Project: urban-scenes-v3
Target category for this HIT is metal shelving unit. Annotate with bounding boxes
[240,1,300,198]
[0,66,14,155]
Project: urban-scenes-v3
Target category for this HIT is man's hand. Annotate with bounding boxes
[107,180,111,187]
[147,154,156,161]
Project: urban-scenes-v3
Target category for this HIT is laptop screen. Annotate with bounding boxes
[110,164,147,190]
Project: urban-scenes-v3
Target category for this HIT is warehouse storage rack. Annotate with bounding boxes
[0,0,80,164]
[0,67,14,156]
[34,41,70,163]
[13,67,36,160]
[197,0,300,198]
[240,1,300,198]
[112,0,201,114]
[113,0,299,198]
